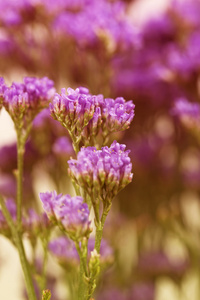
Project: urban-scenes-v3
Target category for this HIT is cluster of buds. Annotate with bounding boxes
[2,77,55,130]
[39,191,92,241]
[50,87,95,141]
[50,87,135,149]
[68,141,133,205]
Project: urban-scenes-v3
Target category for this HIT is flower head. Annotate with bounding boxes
[82,94,135,146]
[68,141,133,201]
[3,76,55,129]
[50,86,135,149]
[50,87,95,136]
[39,191,92,240]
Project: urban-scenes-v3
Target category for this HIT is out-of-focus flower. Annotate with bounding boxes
[137,251,189,279]
[49,236,79,267]
[52,136,74,157]
[39,191,92,240]
[96,287,127,300]
[172,98,200,134]
[52,0,140,49]
[130,282,155,300]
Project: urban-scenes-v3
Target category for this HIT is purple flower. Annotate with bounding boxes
[68,140,133,200]
[52,0,139,48]
[50,86,135,148]
[50,87,95,136]
[39,191,92,240]
[99,96,135,133]
[3,77,55,128]
[172,98,200,131]
[52,136,74,157]
[49,236,79,265]
[82,94,135,145]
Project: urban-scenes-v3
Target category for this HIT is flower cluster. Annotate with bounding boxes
[68,141,133,202]
[51,0,139,48]
[50,87,135,149]
[50,87,95,140]
[2,77,55,129]
[39,191,92,240]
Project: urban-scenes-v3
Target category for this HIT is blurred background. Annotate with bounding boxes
[1,0,200,299]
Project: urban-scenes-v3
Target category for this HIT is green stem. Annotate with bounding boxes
[75,242,88,300]
[16,123,32,231]
[95,210,108,253]
[16,131,25,231]
[0,195,37,300]
[41,235,50,292]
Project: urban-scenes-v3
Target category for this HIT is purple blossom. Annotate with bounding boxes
[82,94,135,145]
[98,95,135,133]
[50,87,95,134]
[49,236,79,265]
[52,136,74,157]
[68,140,133,200]
[50,86,135,148]
[39,191,91,240]
[3,77,55,127]
[52,0,139,48]
[172,98,200,131]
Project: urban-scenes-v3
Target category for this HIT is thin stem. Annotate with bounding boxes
[75,242,88,300]
[16,131,25,231]
[16,123,32,231]
[41,236,49,292]
[94,208,109,254]
[72,180,81,196]
[0,195,37,300]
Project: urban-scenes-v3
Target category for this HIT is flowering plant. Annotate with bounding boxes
[0,76,134,300]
